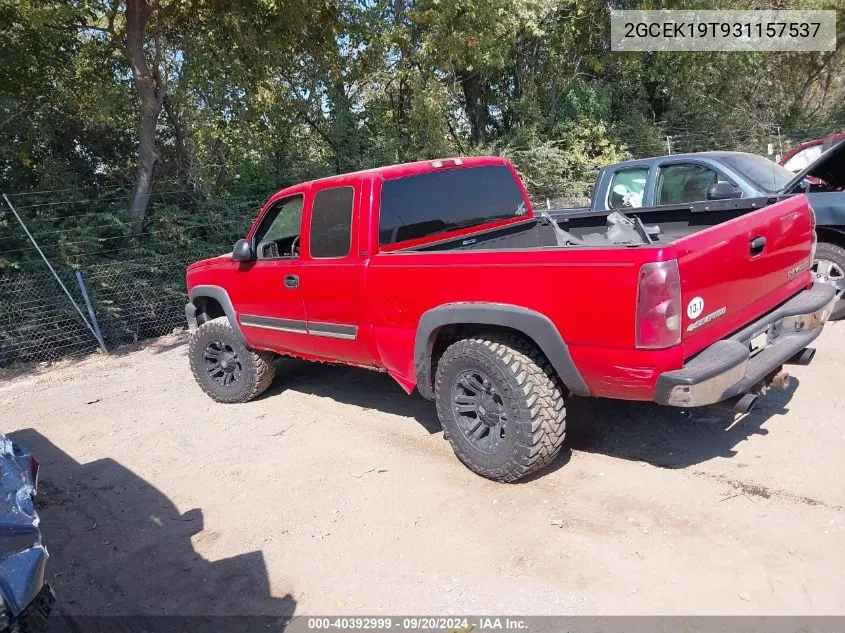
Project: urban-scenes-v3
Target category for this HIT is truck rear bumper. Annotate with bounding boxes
[654,283,836,408]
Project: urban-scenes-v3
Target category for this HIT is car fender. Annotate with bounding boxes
[806,192,845,230]
[413,302,590,399]
[187,285,246,345]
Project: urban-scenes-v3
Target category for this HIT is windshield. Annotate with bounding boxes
[721,154,794,193]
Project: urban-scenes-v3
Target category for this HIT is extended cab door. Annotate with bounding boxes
[232,193,310,353]
[296,176,377,366]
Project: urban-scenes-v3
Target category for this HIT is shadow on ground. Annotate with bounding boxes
[263,358,443,434]
[564,378,799,469]
[9,429,296,618]
[264,357,799,471]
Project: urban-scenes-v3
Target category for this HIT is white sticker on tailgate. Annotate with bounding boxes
[687,296,704,319]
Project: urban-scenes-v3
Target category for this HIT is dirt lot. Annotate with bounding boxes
[2,322,844,616]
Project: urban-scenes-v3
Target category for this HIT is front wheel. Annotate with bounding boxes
[813,242,845,320]
[434,333,567,482]
[188,317,276,403]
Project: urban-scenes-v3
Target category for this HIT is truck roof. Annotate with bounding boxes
[606,151,757,169]
[270,155,509,200]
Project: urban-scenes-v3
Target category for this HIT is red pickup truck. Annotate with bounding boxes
[185,157,835,482]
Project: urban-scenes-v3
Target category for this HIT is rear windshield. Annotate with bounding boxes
[378,165,526,245]
[721,154,794,193]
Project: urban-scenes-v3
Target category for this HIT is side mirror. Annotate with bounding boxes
[231,238,254,262]
[706,182,743,201]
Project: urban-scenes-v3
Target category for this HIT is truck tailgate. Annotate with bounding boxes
[673,195,815,357]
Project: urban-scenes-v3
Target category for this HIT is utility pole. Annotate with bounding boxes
[666,136,672,155]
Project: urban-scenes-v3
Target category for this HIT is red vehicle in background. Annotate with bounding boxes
[184,157,834,482]
[780,132,845,173]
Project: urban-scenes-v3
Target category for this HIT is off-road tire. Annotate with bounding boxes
[814,242,845,320]
[189,316,276,403]
[434,333,567,482]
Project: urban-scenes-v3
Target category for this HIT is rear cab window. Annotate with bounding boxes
[607,168,648,209]
[309,186,354,258]
[378,164,526,247]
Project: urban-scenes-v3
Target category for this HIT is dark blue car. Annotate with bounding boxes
[0,435,54,632]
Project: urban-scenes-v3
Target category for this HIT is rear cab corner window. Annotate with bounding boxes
[309,186,355,258]
[378,164,526,247]
[607,167,648,210]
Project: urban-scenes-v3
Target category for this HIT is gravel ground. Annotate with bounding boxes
[2,322,844,616]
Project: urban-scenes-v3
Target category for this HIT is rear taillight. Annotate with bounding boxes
[636,259,682,349]
[809,204,817,266]
[810,230,817,268]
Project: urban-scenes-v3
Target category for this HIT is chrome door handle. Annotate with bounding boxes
[284,274,299,288]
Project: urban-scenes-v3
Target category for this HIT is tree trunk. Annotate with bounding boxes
[163,94,197,189]
[213,138,230,189]
[457,68,488,147]
[130,101,158,234]
[394,0,412,129]
[124,0,163,235]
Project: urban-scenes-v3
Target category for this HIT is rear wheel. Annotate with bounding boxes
[813,242,845,320]
[189,316,276,403]
[434,333,567,482]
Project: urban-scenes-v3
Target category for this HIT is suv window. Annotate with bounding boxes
[607,168,647,209]
[310,186,354,258]
[379,165,526,246]
[254,195,304,259]
[656,163,725,205]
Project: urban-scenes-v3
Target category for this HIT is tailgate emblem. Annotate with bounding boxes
[687,306,727,332]
[787,261,808,278]
[687,296,704,319]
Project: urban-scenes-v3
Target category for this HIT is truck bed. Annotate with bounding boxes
[376,195,814,396]
[404,197,780,253]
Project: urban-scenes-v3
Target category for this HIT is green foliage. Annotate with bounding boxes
[0,0,843,269]
[501,118,630,203]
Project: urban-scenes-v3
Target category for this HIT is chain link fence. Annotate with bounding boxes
[0,250,232,367]
[0,267,99,365]
[0,189,255,367]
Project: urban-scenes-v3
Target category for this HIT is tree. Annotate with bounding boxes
[123,0,165,234]
[82,0,165,234]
